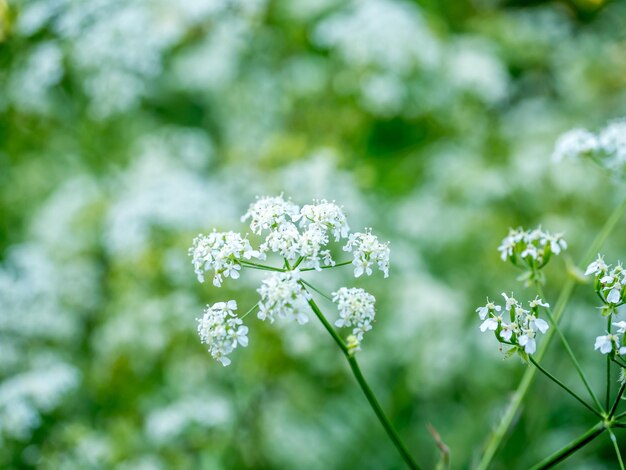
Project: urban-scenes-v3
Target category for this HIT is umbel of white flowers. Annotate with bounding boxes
[478,226,566,359]
[586,254,626,357]
[189,195,390,365]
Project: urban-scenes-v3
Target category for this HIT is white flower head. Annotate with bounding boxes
[189,231,261,286]
[343,228,390,278]
[295,199,350,241]
[595,334,619,355]
[613,321,626,334]
[529,296,549,309]
[497,226,566,269]
[585,254,608,277]
[476,298,501,320]
[197,300,248,366]
[257,271,311,325]
[552,128,599,162]
[241,194,300,235]
[333,287,376,348]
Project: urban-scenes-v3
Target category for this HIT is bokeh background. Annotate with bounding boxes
[1,0,626,468]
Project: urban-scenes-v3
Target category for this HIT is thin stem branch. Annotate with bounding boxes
[299,260,352,272]
[240,301,259,320]
[529,357,602,418]
[617,410,626,421]
[301,280,333,302]
[535,284,604,413]
[529,422,606,470]
[240,261,284,272]
[609,429,625,470]
[476,194,626,470]
[610,382,626,420]
[606,314,613,410]
[302,287,421,469]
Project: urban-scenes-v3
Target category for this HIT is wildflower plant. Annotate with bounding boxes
[476,225,626,468]
[188,195,420,468]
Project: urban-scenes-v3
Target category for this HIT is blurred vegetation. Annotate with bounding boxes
[1,0,626,468]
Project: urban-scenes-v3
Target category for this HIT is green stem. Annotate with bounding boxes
[240,301,259,320]
[617,410,626,421]
[606,314,613,410]
[609,429,625,470]
[529,422,606,470]
[476,194,626,470]
[610,382,626,420]
[299,260,352,272]
[303,288,421,469]
[241,261,284,272]
[535,284,604,413]
[301,280,333,302]
[529,357,602,418]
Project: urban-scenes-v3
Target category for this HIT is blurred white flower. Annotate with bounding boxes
[594,334,618,355]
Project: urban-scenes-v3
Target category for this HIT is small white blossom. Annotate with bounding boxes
[197,301,248,366]
[476,299,501,320]
[585,254,608,276]
[241,195,300,235]
[332,287,376,347]
[480,317,499,332]
[529,296,549,309]
[614,321,626,334]
[257,271,310,325]
[343,228,390,278]
[595,334,619,355]
[189,231,260,286]
[518,332,537,355]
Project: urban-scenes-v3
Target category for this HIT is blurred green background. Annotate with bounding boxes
[1,0,626,468]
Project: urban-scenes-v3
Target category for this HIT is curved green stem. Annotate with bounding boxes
[529,422,606,470]
[476,194,626,470]
[303,286,421,470]
[610,382,626,420]
[529,357,602,418]
[609,429,625,470]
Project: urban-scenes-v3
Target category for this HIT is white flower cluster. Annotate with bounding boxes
[552,119,626,175]
[477,293,550,356]
[586,255,626,357]
[197,301,248,367]
[332,287,376,352]
[190,194,389,365]
[189,230,260,286]
[585,254,624,306]
[594,322,626,356]
[257,271,311,325]
[344,229,390,278]
[497,226,567,269]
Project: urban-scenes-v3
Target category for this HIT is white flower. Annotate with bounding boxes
[502,292,517,311]
[518,332,536,355]
[595,334,618,355]
[585,254,608,276]
[606,284,622,305]
[295,199,350,241]
[497,226,567,267]
[343,228,390,278]
[527,315,549,334]
[257,271,310,325]
[613,321,626,334]
[259,221,302,260]
[499,323,516,342]
[552,128,599,162]
[332,287,376,345]
[189,231,260,286]
[476,299,501,320]
[241,195,300,235]
[620,346,626,356]
[197,300,248,366]
[480,317,499,332]
[529,296,549,309]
